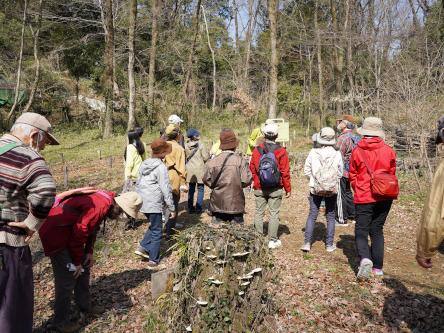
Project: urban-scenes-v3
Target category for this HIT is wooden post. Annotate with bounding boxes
[63,164,68,188]
[97,150,102,160]
[108,156,113,168]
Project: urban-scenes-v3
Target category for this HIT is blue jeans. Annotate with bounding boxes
[140,213,163,263]
[304,193,336,246]
[188,183,204,212]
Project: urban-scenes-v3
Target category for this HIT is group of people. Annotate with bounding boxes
[302,116,398,280]
[0,112,443,333]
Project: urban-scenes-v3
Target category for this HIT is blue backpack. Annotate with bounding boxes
[257,144,281,188]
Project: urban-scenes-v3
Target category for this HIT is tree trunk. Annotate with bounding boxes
[344,0,355,113]
[23,0,43,114]
[314,0,324,126]
[147,0,159,107]
[330,0,344,115]
[103,0,114,138]
[233,0,239,54]
[201,5,217,111]
[7,0,28,122]
[407,0,419,31]
[127,0,137,131]
[244,0,259,80]
[182,0,202,103]
[268,0,278,119]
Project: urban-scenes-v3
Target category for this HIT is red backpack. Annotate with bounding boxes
[358,148,399,199]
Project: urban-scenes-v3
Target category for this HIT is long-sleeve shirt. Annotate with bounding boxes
[334,130,355,178]
[246,127,263,156]
[0,134,56,247]
[39,191,116,265]
[165,140,186,195]
[417,160,444,259]
[124,143,147,180]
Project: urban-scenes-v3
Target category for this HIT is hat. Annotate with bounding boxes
[115,192,144,219]
[336,114,357,124]
[151,138,172,158]
[357,117,385,139]
[317,127,336,146]
[14,112,60,145]
[168,114,184,125]
[311,133,318,143]
[219,129,240,150]
[187,128,200,138]
[165,124,179,139]
[263,123,279,137]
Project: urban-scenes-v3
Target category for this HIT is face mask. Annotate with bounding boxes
[31,132,45,152]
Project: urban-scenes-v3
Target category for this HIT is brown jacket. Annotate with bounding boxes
[203,151,252,214]
[165,140,186,195]
[417,159,444,259]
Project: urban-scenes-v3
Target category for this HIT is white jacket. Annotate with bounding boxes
[304,146,343,194]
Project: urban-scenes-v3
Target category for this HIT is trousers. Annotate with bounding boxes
[355,200,393,269]
[0,245,33,333]
[50,250,91,325]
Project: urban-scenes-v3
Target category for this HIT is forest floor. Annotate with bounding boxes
[31,129,444,332]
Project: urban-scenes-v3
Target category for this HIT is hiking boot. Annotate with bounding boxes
[54,321,81,333]
[357,258,373,280]
[134,246,149,259]
[326,244,336,252]
[268,240,282,249]
[147,260,158,267]
[300,243,311,252]
[372,268,384,277]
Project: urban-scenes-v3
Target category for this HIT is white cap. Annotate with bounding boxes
[263,123,279,137]
[168,114,184,125]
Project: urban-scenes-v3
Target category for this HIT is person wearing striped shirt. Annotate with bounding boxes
[0,113,58,333]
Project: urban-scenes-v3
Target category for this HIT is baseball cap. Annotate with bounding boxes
[14,112,60,145]
[168,114,184,125]
[263,123,279,136]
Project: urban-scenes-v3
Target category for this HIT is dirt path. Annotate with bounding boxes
[32,174,444,332]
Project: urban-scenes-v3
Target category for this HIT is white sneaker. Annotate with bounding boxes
[357,258,373,280]
[326,245,336,252]
[268,240,282,249]
[300,243,311,252]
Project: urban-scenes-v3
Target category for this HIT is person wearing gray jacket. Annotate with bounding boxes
[135,138,175,266]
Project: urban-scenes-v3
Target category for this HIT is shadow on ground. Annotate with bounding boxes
[337,234,358,272]
[34,268,153,333]
[382,278,444,332]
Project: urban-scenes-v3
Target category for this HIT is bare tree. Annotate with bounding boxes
[8,0,28,122]
[314,0,324,125]
[127,0,137,130]
[268,0,278,119]
[147,0,159,107]
[182,0,202,103]
[102,0,114,138]
[23,0,43,113]
[201,5,217,111]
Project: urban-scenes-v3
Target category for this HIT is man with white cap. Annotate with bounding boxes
[0,112,58,333]
[160,114,185,148]
[39,189,143,332]
[250,122,291,249]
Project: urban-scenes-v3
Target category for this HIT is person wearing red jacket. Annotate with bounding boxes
[39,189,143,333]
[349,117,397,280]
[250,123,291,249]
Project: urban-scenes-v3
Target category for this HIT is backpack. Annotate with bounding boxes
[257,144,281,188]
[358,148,399,199]
[313,152,338,197]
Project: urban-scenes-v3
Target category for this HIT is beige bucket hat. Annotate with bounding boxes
[115,192,144,219]
[317,127,336,146]
[357,117,385,139]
